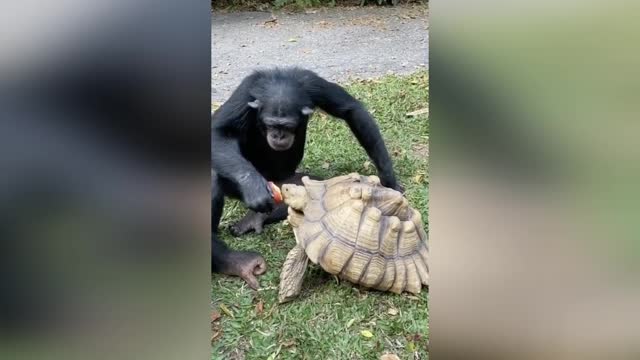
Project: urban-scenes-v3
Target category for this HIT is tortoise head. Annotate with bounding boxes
[281,184,308,211]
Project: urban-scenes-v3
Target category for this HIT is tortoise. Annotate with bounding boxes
[277,173,429,303]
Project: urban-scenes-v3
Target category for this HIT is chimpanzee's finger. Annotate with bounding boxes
[241,272,260,290]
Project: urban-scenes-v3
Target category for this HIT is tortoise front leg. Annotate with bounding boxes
[278,245,309,303]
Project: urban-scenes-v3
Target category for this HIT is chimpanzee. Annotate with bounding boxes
[212,67,402,289]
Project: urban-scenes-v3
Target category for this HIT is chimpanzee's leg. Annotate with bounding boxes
[211,173,266,289]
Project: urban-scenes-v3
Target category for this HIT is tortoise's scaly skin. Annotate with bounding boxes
[281,173,429,296]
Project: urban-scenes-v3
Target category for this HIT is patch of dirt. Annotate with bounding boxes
[211,4,429,101]
[412,143,429,159]
[312,20,335,29]
[347,15,389,30]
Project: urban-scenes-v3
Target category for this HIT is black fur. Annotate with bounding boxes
[211,67,400,284]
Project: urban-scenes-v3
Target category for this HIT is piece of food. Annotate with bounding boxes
[268,182,283,204]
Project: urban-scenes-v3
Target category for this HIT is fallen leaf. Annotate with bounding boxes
[363,161,371,170]
[413,174,424,184]
[287,38,298,42]
[360,330,374,338]
[281,339,296,348]
[406,108,429,117]
[346,318,356,328]
[255,300,264,315]
[211,330,222,342]
[219,303,234,318]
[407,341,416,352]
[380,354,400,360]
[210,310,221,322]
[321,162,330,169]
[406,295,420,301]
[387,308,399,316]
[264,18,278,25]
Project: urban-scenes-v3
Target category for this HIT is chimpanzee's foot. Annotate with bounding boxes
[230,211,269,236]
[220,250,267,290]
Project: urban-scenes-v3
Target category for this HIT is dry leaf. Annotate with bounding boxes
[255,300,264,315]
[210,310,221,322]
[387,308,399,316]
[281,339,296,348]
[346,318,356,328]
[407,341,416,352]
[360,330,374,338]
[406,108,429,117]
[211,330,222,342]
[380,354,400,360]
[219,303,234,318]
[413,174,424,184]
[287,38,298,42]
[321,162,330,169]
[363,160,371,170]
[406,295,420,301]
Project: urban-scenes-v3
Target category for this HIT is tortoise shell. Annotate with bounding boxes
[282,173,429,294]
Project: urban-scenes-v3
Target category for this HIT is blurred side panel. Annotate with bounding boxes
[0,1,211,359]
[430,0,640,359]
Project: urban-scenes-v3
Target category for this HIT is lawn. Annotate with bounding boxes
[211,71,429,360]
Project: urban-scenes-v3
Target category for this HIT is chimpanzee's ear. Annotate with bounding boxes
[301,106,314,116]
[248,100,261,109]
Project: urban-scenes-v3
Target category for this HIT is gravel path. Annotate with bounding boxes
[211,5,429,102]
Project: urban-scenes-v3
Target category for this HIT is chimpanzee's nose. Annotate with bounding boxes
[270,131,284,140]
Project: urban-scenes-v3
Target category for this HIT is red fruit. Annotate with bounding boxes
[268,182,283,204]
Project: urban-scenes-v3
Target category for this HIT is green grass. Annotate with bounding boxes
[212,71,429,360]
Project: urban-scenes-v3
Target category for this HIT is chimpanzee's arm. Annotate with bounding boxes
[211,130,254,185]
[211,74,274,212]
[300,71,401,191]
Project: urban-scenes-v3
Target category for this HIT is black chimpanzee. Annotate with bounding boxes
[212,67,402,289]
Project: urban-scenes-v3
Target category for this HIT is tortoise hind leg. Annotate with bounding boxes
[278,245,310,303]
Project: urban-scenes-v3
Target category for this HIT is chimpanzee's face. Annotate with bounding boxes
[248,100,313,151]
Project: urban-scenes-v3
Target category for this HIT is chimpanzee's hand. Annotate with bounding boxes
[380,175,405,193]
[221,250,267,290]
[242,176,275,213]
